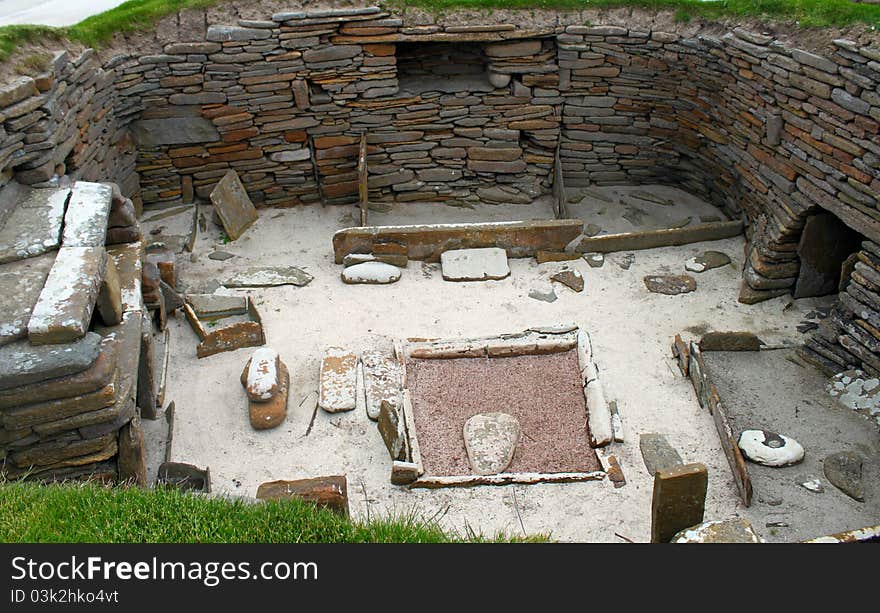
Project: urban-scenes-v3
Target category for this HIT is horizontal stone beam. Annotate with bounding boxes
[572,220,743,254]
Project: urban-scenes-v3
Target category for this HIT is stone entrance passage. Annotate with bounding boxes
[793,212,862,299]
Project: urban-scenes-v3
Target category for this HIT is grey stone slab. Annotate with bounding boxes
[210,170,259,241]
[441,247,510,281]
[223,266,313,288]
[27,246,106,345]
[640,433,684,476]
[186,294,248,318]
[0,187,68,264]
[130,118,220,146]
[0,332,101,391]
[0,252,56,346]
[62,181,112,248]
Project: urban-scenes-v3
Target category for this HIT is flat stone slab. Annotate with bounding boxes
[823,451,864,501]
[361,350,401,421]
[27,246,106,345]
[0,332,101,391]
[224,266,313,288]
[319,347,358,413]
[441,247,510,281]
[685,250,731,273]
[738,429,805,467]
[108,242,144,315]
[672,519,762,543]
[341,262,401,284]
[464,412,520,475]
[651,462,708,543]
[256,476,349,516]
[644,274,697,295]
[186,293,248,317]
[550,269,584,292]
[0,252,56,346]
[130,117,221,147]
[640,433,684,475]
[62,182,112,248]
[0,187,68,264]
[529,287,557,303]
[210,170,258,241]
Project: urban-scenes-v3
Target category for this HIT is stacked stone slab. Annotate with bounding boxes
[799,241,880,377]
[0,180,148,483]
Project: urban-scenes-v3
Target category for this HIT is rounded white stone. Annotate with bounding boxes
[738,429,804,467]
[341,262,401,284]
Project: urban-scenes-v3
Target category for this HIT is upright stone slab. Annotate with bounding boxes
[441,247,510,281]
[62,182,112,248]
[640,433,684,476]
[108,242,144,314]
[651,463,708,543]
[0,252,56,346]
[27,246,107,345]
[0,332,101,391]
[319,347,358,413]
[96,256,123,326]
[118,415,146,486]
[361,350,401,421]
[210,170,258,241]
[0,187,68,264]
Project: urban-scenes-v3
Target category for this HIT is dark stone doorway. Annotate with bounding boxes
[793,212,862,299]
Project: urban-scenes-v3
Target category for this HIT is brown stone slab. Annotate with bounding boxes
[96,256,123,326]
[256,475,349,516]
[118,415,146,486]
[157,462,211,492]
[651,463,708,543]
[699,331,763,352]
[9,432,116,468]
[0,372,118,430]
[333,219,584,263]
[210,169,258,241]
[572,221,742,254]
[197,321,265,358]
[672,334,689,376]
[29,376,132,438]
[707,383,754,507]
[28,246,107,345]
[248,362,289,430]
[0,251,56,346]
[378,399,406,461]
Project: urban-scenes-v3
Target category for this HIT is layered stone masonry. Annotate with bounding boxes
[0,6,877,303]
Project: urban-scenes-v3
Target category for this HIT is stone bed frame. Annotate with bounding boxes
[389,324,615,488]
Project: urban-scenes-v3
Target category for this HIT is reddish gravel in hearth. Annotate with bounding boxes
[407,350,600,476]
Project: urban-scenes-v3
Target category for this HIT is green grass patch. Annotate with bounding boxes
[0,481,540,543]
[0,0,878,64]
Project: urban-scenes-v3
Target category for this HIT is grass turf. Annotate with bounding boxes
[1,0,879,64]
[0,480,540,543]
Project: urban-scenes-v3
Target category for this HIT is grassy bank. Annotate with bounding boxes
[0,481,530,543]
[1,0,879,64]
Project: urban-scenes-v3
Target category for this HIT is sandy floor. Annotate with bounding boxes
[161,189,849,543]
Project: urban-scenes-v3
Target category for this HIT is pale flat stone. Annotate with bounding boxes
[62,181,112,247]
[210,170,258,241]
[738,429,804,467]
[186,294,247,317]
[672,519,762,543]
[441,247,510,282]
[685,251,731,273]
[319,347,358,413]
[0,252,56,346]
[242,347,280,401]
[0,332,101,390]
[224,266,313,288]
[341,261,401,284]
[361,350,401,421]
[464,412,520,475]
[28,246,107,345]
[0,187,68,264]
[107,242,143,315]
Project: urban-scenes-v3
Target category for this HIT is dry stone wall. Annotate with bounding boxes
[0,5,878,307]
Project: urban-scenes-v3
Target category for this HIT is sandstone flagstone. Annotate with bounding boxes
[672,519,762,543]
[441,247,510,282]
[241,347,281,402]
[224,266,313,288]
[210,170,258,241]
[319,347,358,413]
[256,476,349,515]
[0,252,56,346]
[550,268,583,292]
[61,181,112,248]
[823,451,864,501]
[361,350,401,421]
[248,361,289,430]
[341,261,401,284]
[0,187,67,264]
[0,332,101,391]
[685,251,731,273]
[28,246,107,345]
[644,274,697,295]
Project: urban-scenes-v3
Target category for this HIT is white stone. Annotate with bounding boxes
[341,261,401,284]
[738,429,804,467]
[441,247,510,282]
[464,412,520,475]
[245,348,279,401]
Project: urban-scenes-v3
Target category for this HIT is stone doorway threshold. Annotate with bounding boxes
[393,326,612,488]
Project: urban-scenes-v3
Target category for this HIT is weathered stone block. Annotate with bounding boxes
[651,463,708,543]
